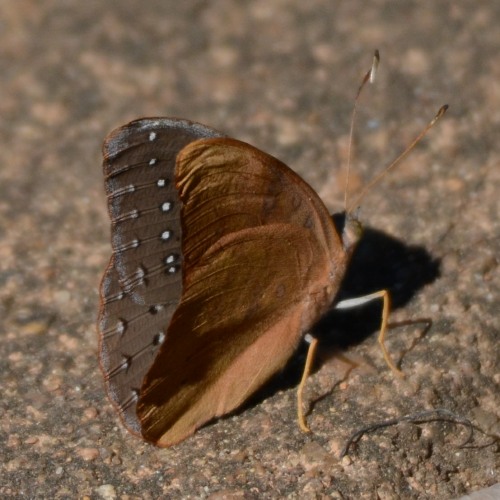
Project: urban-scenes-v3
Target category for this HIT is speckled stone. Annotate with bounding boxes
[1,1,498,498]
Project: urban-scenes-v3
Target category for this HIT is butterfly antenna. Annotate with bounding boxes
[347,104,448,213]
[344,49,380,212]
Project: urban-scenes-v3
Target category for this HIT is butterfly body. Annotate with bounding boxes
[99,118,360,446]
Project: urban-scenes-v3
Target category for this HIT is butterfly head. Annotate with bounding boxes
[341,210,363,256]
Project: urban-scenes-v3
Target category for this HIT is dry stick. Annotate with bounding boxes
[340,408,500,458]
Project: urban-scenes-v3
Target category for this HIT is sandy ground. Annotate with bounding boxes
[1,1,498,498]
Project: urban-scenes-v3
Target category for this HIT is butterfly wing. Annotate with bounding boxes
[98,118,224,433]
[137,138,350,446]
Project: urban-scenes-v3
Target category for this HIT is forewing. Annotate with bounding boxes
[98,118,224,433]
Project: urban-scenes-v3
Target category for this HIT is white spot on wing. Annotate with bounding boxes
[154,331,165,346]
[116,319,126,336]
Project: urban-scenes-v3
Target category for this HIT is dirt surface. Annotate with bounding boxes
[1,1,499,498]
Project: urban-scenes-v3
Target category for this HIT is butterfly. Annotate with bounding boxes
[97,114,375,446]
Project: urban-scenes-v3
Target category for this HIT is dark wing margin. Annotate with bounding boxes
[98,118,225,434]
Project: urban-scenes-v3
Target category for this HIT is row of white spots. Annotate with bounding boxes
[105,128,171,408]
[113,128,175,265]
[150,133,169,245]
[148,133,166,215]
[152,128,174,265]
[105,120,172,408]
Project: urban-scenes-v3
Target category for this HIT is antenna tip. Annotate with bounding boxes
[435,104,449,121]
[370,50,381,84]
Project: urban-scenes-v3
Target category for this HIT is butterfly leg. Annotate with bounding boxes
[297,333,319,432]
[297,290,404,433]
[335,290,404,378]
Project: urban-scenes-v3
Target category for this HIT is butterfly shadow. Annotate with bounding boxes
[240,223,441,414]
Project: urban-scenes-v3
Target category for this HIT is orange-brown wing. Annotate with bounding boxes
[137,138,349,446]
